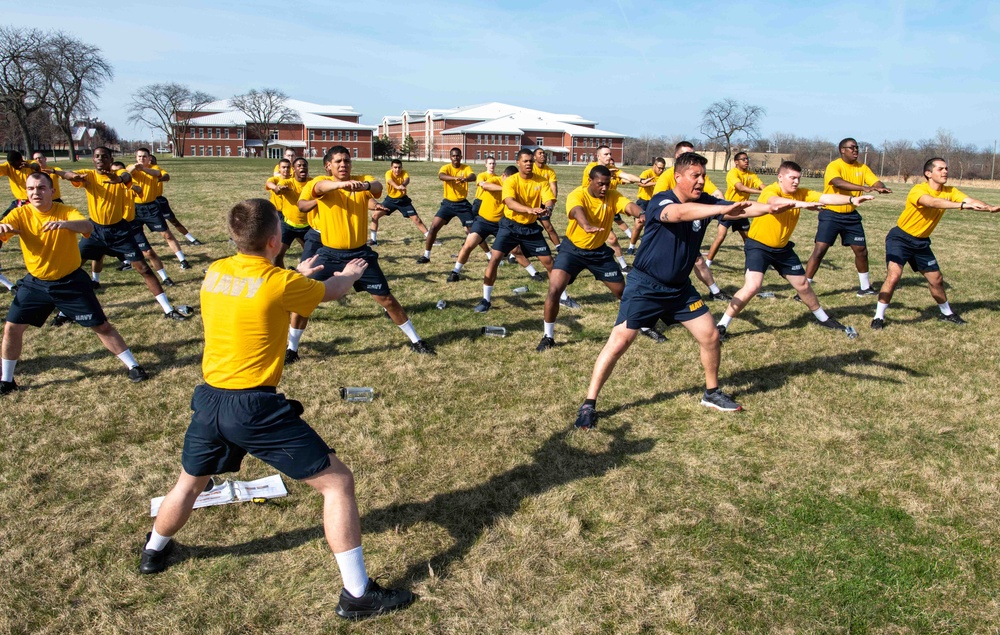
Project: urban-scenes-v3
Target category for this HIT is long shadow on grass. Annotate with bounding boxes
[601,349,922,418]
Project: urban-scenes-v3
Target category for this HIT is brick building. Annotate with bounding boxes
[379,102,625,164]
[172,99,377,159]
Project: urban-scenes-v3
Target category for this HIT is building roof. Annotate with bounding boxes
[184,99,374,129]
[441,113,624,139]
[432,102,598,126]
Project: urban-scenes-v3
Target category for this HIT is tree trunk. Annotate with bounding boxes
[63,127,77,162]
[15,112,35,154]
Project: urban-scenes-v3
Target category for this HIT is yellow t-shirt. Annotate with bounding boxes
[581,162,622,190]
[502,172,555,225]
[300,176,373,250]
[71,169,130,226]
[0,202,89,280]
[151,166,167,198]
[201,253,326,389]
[533,163,558,184]
[748,182,822,248]
[653,166,720,196]
[122,184,140,222]
[439,163,473,201]
[0,162,35,199]
[824,158,879,213]
[565,186,629,249]
[896,183,967,238]
[130,168,161,204]
[477,173,504,222]
[725,168,764,202]
[384,169,408,198]
[267,177,309,227]
[637,168,658,200]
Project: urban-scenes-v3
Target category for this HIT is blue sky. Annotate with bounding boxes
[8,0,1000,149]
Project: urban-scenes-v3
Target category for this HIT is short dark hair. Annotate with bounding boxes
[589,165,612,181]
[516,148,533,160]
[596,144,610,153]
[839,138,857,150]
[923,157,946,178]
[675,141,695,152]
[324,145,350,163]
[150,155,158,164]
[6,150,23,165]
[228,199,280,253]
[502,165,518,177]
[95,146,113,156]
[778,160,802,174]
[292,158,308,167]
[111,161,126,170]
[653,157,666,166]
[674,152,708,174]
[390,158,402,167]
[278,158,291,166]
[734,152,749,162]
[137,147,151,154]
[450,147,462,155]
[26,171,53,188]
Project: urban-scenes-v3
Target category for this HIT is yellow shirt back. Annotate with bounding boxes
[502,173,555,225]
[896,183,966,238]
[653,166,721,196]
[384,169,408,198]
[565,186,629,249]
[637,168,658,200]
[581,162,622,190]
[1,203,89,280]
[533,163,558,184]
[201,253,326,389]
[749,182,822,248]
[0,162,35,199]
[152,166,167,198]
[823,158,879,213]
[71,169,129,226]
[300,176,373,250]
[130,168,160,204]
[476,173,504,222]
[439,163,473,201]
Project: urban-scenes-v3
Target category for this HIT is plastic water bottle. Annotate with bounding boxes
[757,292,775,299]
[436,299,446,310]
[513,286,529,295]
[339,387,374,402]
[845,326,859,340]
[481,326,507,337]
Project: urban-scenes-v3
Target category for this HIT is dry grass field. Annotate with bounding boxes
[2,156,1000,634]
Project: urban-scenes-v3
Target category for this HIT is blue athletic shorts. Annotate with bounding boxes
[79,220,145,263]
[135,201,168,233]
[155,196,176,221]
[744,238,805,277]
[718,216,750,232]
[491,218,551,258]
[382,195,418,218]
[300,228,322,262]
[281,220,310,246]
[471,198,482,216]
[5,269,107,328]
[815,209,867,247]
[553,239,624,284]
[469,217,500,239]
[885,226,939,272]
[615,269,708,329]
[435,199,475,227]
[311,245,391,296]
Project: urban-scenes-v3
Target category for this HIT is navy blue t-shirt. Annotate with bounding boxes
[632,190,732,287]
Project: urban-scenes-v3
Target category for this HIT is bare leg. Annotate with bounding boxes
[804,242,831,281]
[850,243,870,275]
[923,270,948,304]
[877,262,904,305]
[543,269,571,323]
[585,322,639,400]
[151,469,214,537]
[681,312,721,388]
[131,259,166,296]
[91,321,128,355]
[372,293,409,325]
[1,321,29,360]
[409,214,429,235]
[423,217,446,253]
[723,270,765,319]
[302,454,362,553]
[540,218,560,245]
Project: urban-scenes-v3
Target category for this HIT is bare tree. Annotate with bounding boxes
[700,99,765,169]
[128,83,214,157]
[230,88,295,158]
[44,33,112,162]
[0,26,59,152]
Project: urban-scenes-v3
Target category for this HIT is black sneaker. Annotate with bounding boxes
[117,262,132,271]
[164,309,189,321]
[857,287,878,297]
[446,271,460,283]
[817,316,847,331]
[335,578,414,620]
[410,340,435,355]
[190,239,204,246]
[529,272,546,282]
[92,280,101,290]
[0,380,17,396]
[128,365,149,383]
[416,256,430,264]
[574,404,597,430]
[716,324,728,342]
[625,246,636,256]
[559,296,581,309]
[139,533,174,574]
[179,260,192,270]
[793,294,802,303]
[938,313,967,325]
[700,390,742,412]
[870,317,885,330]
[708,290,732,302]
[473,298,491,313]
[284,348,300,364]
[536,335,555,352]
[622,265,633,274]
[640,327,668,343]
[50,312,72,327]
[367,239,378,247]
[162,278,175,287]
[507,253,517,264]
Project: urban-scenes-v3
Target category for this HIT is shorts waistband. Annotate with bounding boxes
[203,384,277,394]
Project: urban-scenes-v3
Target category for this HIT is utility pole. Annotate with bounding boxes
[992,140,997,181]
[879,140,885,178]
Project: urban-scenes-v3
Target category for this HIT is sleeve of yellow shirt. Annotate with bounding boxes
[862,164,880,186]
[281,270,327,317]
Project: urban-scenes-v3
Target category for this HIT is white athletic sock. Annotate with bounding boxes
[334,546,369,599]
[184,233,197,243]
[397,320,420,343]
[453,262,464,273]
[718,313,733,328]
[624,227,633,239]
[369,230,376,242]
[813,307,830,322]
[145,527,172,552]
[154,293,173,314]
[174,251,185,263]
[858,272,871,289]
[1,358,16,382]
[807,278,814,285]
[705,259,713,267]
[640,327,651,333]
[423,231,429,238]
[525,264,538,276]
[485,252,491,261]
[560,290,569,301]
[544,321,555,338]
[287,327,305,351]
[156,268,168,281]
[423,250,431,258]
[938,301,953,316]
[116,349,138,368]
[616,256,627,268]
[708,283,721,295]
[483,285,493,302]
[874,302,889,320]
[0,273,12,289]
[92,271,100,283]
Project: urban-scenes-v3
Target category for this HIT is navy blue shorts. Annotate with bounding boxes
[281,220,310,246]
[6,269,107,328]
[435,199,475,227]
[553,239,624,284]
[382,195,418,218]
[492,218,551,258]
[79,220,145,263]
[155,196,176,221]
[471,199,482,216]
[615,269,708,329]
[885,226,938,272]
[636,198,650,212]
[718,215,750,232]
[135,201,168,233]
[311,245,391,296]
[815,209,867,246]
[181,385,333,481]
[300,228,322,262]
[469,217,500,239]
[129,220,152,253]
[744,238,805,277]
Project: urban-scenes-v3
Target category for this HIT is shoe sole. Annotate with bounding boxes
[700,399,743,412]
[336,596,415,620]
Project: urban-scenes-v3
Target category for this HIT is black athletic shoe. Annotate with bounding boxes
[529,272,546,282]
[574,404,597,430]
[536,335,556,352]
[793,294,802,303]
[446,271,461,283]
[857,287,878,297]
[0,380,17,396]
[938,312,967,325]
[117,262,132,271]
[190,239,204,246]
[92,280,101,290]
[507,253,517,264]
[284,348,300,365]
[473,298,491,313]
[416,256,430,264]
[162,278,175,287]
[716,324,728,342]
[700,390,742,412]
[164,309,189,321]
[50,313,72,327]
[640,327,668,343]
[870,317,885,330]
[559,296,581,309]
[708,290,732,302]
[128,365,149,383]
[335,578,414,620]
[625,246,636,256]
[410,340,435,355]
[817,316,847,331]
[367,239,378,247]
[179,260,192,270]
[139,533,174,575]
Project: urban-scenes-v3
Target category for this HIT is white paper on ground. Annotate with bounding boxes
[150,474,287,517]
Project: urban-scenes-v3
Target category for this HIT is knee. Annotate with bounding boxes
[92,322,113,336]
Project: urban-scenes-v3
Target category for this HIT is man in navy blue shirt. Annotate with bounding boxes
[573,153,794,429]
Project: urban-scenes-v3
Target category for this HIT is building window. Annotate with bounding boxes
[353,148,358,158]
[224,128,229,139]
[353,131,358,141]
[216,146,221,156]
[477,134,482,144]
[198,128,203,138]
[336,131,342,141]
[503,151,509,161]
[237,128,243,139]
[226,146,231,156]
[322,131,327,141]
[215,128,221,138]
[189,145,195,156]
[270,130,279,141]
[536,137,543,146]
[309,131,315,141]
[206,146,213,156]
[199,145,205,156]
[476,151,481,160]
[573,153,577,162]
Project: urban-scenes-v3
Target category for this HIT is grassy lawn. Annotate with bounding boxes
[2,156,999,634]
